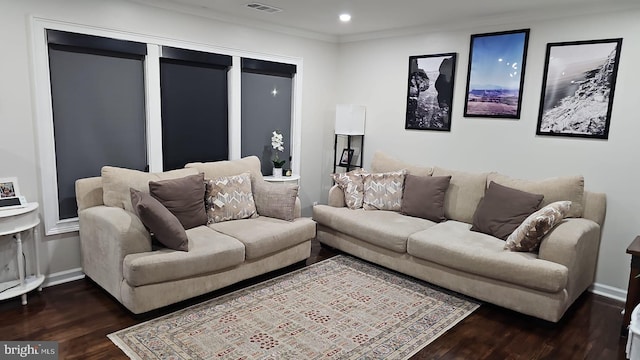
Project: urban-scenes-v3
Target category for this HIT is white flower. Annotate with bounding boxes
[271,130,284,151]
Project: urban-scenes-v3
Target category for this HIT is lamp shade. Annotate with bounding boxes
[335,104,365,135]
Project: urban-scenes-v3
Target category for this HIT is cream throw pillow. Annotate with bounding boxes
[332,168,368,209]
[253,180,299,221]
[363,170,407,211]
[205,172,257,223]
[504,201,571,252]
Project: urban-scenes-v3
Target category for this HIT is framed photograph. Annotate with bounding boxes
[536,38,623,139]
[339,149,354,166]
[405,53,457,131]
[464,29,530,118]
[0,177,19,198]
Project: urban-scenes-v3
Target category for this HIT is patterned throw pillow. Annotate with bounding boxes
[205,172,257,223]
[331,168,368,209]
[363,170,407,211]
[504,201,572,252]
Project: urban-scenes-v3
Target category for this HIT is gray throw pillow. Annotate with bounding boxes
[401,175,451,222]
[130,188,189,251]
[253,180,299,221]
[471,181,544,240]
[149,173,207,230]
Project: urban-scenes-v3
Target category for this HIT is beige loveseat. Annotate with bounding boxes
[313,152,606,322]
[75,156,315,313]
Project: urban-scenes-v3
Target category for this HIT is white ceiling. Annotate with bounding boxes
[133,0,640,42]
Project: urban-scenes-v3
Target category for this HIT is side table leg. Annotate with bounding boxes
[34,227,42,291]
[15,233,27,306]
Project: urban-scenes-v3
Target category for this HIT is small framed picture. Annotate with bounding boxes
[339,149,354,166]
[0,177,19,198]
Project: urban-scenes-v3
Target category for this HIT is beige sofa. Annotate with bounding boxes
[313,152,606,322]
[75,156,316,314]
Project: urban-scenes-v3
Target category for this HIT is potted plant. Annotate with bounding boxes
[271,130,285,177]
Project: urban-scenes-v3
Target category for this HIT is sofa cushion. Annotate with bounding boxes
[205,172,257,223]
[185,156,264,182]
[487,173,584,218]
[149,173,208,230]
[102,166,198,212]
[401,175,451,222]
[208,217,316,260]
[253,180,299,221]
[371,151,434,176]
[471,182,543,240]
[312,205,435,253]
[123,225,245,286]
[363,170,407,211]
[432,167,488,224]
[505,201,571,252]
[130,188,189,251]
[407,221,568,293]
[332,168,367,209]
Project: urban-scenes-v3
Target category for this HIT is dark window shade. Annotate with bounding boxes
[47,29,147,56]
[162,46,231,68]
[48,46,147,220]
[241,58,296,78]
[240,72,292,175]
[160,59,229,170]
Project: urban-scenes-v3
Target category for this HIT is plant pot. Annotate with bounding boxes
[272,168,283,178]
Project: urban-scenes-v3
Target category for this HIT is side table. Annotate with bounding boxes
[624,236,640,334]
[263,174,300,185]
[0,202,45,305]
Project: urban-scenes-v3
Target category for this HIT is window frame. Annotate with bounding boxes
[31,17,303,235]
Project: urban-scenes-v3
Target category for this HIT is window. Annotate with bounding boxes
[47,30,147,220]
[241,58,296,175]
[32,19,303,235]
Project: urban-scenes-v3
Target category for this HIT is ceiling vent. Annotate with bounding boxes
[246,2,282,14]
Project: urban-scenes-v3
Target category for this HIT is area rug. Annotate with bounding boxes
[108,255,480,359]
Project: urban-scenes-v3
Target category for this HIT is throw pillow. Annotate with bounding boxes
[130,188,189,251]
[471,182,544,240]
[505,201,572,252]
[487,173,584,218]
[401,175,451,222]
[331,168,367,209]
[102,166,198,213]
[363,170,407,211]
[205,172,257,223]
[253,180,299,221]
[148,173,208,230]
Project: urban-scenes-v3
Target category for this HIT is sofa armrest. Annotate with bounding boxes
[538,218,601,301]
[75,176,104,211]
[328,185,346,207]
[294,197,302,218]
[79,206,151,301]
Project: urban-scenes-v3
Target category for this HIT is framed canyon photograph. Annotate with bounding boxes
[405,52,457,131]
[536,38,623,139]
[464,29,530,119]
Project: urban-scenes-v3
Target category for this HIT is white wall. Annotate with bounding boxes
[335,7,640,297]
[0,0,337,283]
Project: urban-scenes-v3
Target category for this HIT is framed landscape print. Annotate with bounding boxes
[405,52,457,131]
[464,29,530,119]
[536,38,623,139]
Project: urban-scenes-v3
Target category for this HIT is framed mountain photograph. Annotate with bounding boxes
[536,38,623,139]
[464,29,530,119]
[405,52,457,131]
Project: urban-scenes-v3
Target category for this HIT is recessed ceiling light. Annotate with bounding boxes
[339,13,351,22]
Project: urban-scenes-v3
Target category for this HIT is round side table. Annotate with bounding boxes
[0,203,45,305]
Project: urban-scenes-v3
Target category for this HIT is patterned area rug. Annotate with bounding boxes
[109,256,479,359]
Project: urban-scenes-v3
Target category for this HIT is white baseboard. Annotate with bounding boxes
[43,267,85,288]
[590,282,626,303]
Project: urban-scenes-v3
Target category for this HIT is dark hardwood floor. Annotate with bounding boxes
[0,239,628,359]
